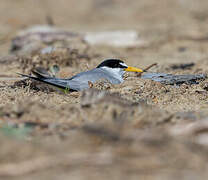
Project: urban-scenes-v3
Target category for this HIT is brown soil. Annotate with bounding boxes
[1,0,208,179]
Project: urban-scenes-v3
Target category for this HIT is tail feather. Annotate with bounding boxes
[17,73,69,90]
[32,70,51,79]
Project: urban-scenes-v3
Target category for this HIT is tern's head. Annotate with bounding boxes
[97,59,143,79]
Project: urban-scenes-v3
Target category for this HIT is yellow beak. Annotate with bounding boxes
[124,66,143,73]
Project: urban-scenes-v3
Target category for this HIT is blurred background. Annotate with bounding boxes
[1,0,208,54]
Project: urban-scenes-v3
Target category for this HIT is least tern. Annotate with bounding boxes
[19,59,143,91]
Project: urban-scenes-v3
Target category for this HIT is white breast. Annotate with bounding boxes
[101,66,125,83]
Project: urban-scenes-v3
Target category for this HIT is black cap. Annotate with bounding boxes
[97,59,127,69]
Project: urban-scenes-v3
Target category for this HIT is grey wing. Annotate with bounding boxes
[43,69,103,91]
[43,78,88,91]
[68,69,104,81]
[65,69,108,90]
[69,68,121,84]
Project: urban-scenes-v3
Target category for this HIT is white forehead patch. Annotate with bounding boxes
[119,62,128,67]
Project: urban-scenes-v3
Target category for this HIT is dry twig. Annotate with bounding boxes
[136,63,157,77]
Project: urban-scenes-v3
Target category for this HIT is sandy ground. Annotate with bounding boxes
[1,0,208,179]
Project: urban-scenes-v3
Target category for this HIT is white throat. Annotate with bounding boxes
[101,66,125,82]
